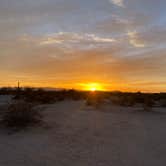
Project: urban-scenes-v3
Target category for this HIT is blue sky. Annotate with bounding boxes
[0,0,166,91]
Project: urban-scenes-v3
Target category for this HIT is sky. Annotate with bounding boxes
[0,0,166,92]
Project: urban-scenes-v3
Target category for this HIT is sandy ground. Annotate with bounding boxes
[0,98,166,166]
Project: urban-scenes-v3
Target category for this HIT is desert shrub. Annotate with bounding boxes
[110,95,135,106]
[125,96,135,106]
[118,96,135,106]
[110,96,121,105]
[86,97,96,106]
[67,90,83,100]
[142,97,154,112]
[23,90,56,104]
[86,93,104,109]
[1,101,42,129]
[33,94,54,103]
[143,104,152,112]
[158,99,166,107]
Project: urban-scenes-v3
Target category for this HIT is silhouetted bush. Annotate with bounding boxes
[86,92,104,108]
[22,89,57,104]
[1,87,166,107]
[1,101,42,129]
[110,95,135,106]
[110,95,121,105]
[14,89,86,104]
[143,97,154,112]
[159,99,166,107]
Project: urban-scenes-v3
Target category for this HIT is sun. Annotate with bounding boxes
[83,83,103,91]
[90,87,97,92]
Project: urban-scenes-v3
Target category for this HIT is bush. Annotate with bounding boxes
[110,95,135,106]
[1,101,42,129]
[159,99,166,107]
[143,97,154,112]
[86,94,104,109]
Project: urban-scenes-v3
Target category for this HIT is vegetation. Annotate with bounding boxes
[86,92,104,108]
[159,99,166,107]
[142,96,155,112]
[1,101,42,130]
[0,87,166,107]
[0,87,165,132]
[13,88,86,104]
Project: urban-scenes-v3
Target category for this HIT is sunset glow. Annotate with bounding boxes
[0,0,166,92]
[81,83,104,91]
[90,87,96,92]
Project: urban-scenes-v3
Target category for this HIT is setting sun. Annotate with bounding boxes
[90,87,96,92]
[82,83,104,91]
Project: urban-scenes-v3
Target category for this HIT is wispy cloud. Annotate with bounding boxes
[86,34,115,43]
[127,31,145,48]
[109,0,125,7]
[39,32,115,45]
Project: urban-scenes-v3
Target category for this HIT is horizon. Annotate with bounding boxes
[0,84,166,93]
[0,0,166,92]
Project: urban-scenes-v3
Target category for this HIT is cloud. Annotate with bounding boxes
[135,26,166,46]
[127,31,145,48]
[39,32,115,46]
[95,13,152,35]
[0,0,79,38]
[109,0,125,7]
[86,34,115,43]
[126,26,166,49]
[1,30,166,92]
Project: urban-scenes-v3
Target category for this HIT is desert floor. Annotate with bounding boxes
[0,95,166,166]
